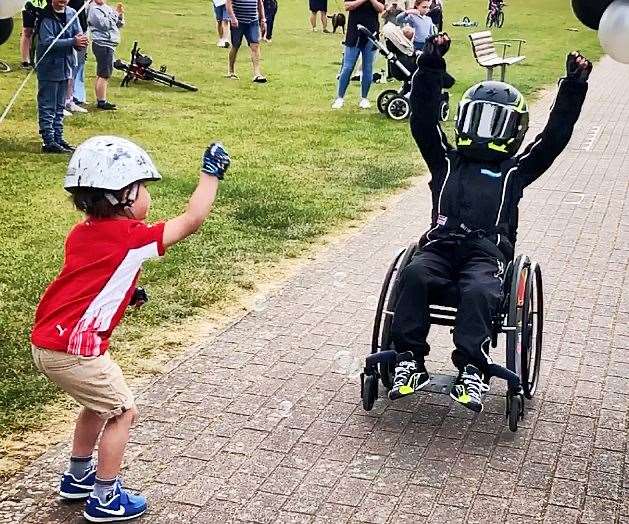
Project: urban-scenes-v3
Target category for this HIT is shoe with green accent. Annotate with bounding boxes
[450,364,490,413]
[388,359,430,401]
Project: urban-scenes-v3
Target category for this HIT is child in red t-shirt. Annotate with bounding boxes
[31,135,230,522]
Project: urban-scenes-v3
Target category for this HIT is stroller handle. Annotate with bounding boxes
[357,24,375,38]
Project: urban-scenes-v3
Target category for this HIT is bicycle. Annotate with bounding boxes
[113,42,198,92]
[486,0,505,28]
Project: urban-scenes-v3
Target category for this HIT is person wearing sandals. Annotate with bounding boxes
[226,0,268,82]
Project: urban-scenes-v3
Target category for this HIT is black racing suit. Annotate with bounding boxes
[391,53,588,375]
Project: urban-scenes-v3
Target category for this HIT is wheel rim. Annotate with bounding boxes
[498,11,504,26]
[377,90,397,113]
[388,99,409,120]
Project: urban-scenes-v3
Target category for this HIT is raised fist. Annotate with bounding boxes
[566,51,592,82]
[201,142,231,179]
[423,32,451,58]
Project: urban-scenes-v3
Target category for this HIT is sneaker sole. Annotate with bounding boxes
[388,375,430,400]
[449,392,483,413]
[59,490,91,500]
[83,508,147,522]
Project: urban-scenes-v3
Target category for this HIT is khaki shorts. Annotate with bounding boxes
[32,345,135,420]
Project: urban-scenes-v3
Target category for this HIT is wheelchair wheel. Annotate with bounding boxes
[506,255,529,381]
[507,393,522,432]
[387,96,410,120]
[439,101,449,121]
[377,89,398,114]
[373,243,418,389]
[361,373,379,411]
[486,12,493,27]
[521,262,543,398]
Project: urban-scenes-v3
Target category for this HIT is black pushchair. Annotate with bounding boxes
[358,23,450,121]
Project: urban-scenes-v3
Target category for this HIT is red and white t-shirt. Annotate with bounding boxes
[31,218,166,356]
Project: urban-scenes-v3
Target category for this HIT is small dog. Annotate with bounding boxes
[328,13,346,33]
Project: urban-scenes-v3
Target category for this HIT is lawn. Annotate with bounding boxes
[0,0,600,478]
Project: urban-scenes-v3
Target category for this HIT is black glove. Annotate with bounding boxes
[566,52,592,82]
[423,32,451,58]
[129,287,148,307]
[201,142,231,180]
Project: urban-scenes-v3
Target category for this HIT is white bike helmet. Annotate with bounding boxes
[64,136,161,192]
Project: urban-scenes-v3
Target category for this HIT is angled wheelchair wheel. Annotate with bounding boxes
[506,255,530,381]
[521,262,543,398]
[377,89,398,114]
[373,242,418,389]
[387,96,410,121]
[486,12,493,27]
[439,100,449,122]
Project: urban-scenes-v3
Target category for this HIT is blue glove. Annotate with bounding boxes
[201,142,230,179]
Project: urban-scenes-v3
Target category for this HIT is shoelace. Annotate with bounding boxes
[461,371,490,403]
[393,361,416,388]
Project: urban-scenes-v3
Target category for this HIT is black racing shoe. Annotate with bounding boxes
[388,359,430,400]
[57,139,76,152]
[450,364,490,413]
[41,142,67,154]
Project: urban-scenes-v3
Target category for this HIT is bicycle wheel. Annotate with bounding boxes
[497,11,505,27]
[152,70,198,92]
[486,12,493,27]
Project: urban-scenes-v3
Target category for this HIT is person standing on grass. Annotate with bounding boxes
[36,0,88,154]
[308,0,329,32]
[65,0,89,113]
[31,136,230,523]
[263,0,278,42]
[88,0,125,110]
[213,0,231,48]
[19,0,47,69]
[226,0,267,82]
[332,0,385,110]
[395,0,435,51]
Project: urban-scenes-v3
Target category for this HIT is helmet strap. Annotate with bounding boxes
[104,183,140,217]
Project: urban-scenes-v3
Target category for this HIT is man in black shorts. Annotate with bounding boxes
[20,0,46,68]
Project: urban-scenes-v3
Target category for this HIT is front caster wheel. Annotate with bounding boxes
[361,373,379,411]
[507,394,523,432]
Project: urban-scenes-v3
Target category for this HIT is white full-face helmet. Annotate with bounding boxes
[64,136,161,193]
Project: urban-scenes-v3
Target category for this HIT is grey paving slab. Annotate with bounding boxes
[1,57,628,523]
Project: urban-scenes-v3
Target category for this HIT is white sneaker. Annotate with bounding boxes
[331,97,344,110]
[359,98,371,109]
[63,109,72,117]
[66,101,87,113]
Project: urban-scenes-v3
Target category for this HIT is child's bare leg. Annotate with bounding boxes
[72,407,106,457]
[96,407,137,479]
[228,45,239,75]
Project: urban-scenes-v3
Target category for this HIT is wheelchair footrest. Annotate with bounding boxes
[422,373,457,394]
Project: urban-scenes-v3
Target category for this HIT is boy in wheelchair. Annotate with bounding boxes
[389,33,592,412]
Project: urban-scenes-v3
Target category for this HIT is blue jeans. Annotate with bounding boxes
[37,79,67,144]
[337,43,375,99]
[73,48,87,103]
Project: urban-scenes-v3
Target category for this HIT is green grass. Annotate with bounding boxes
[0,0,600,444]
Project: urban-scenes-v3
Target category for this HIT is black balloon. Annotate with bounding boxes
[571,0,615,29]
[0,17,13,47]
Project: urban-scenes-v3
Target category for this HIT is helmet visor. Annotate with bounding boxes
[458,101,520,140]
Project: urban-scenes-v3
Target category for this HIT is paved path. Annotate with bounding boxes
[2,57,628,524]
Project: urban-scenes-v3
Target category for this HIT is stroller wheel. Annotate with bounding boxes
[439,101,450,121]
[386,96,410,120]
[377,89,398,114]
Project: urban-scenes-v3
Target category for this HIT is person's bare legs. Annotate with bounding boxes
[228,44,239,75]
[217,20,224,41]
[71,408,106,458]
[95,76,108,102]
[309,11,317,30]
[221,20,230,42]
[320,11,328,31]
[250,43,262,78]
[20,28,33,64]
[96,407,137,479]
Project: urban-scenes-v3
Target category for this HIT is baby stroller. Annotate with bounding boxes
[358,23,450,121]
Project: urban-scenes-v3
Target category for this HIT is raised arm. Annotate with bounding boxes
[514,52,591,189]
[163,144,230,248]
[409,33,453,179]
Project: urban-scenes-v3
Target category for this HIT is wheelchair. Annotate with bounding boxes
[360,242,543,432]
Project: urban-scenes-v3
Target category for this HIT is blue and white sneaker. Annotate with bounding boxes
[84,481,147,522]
[59,467,96,500]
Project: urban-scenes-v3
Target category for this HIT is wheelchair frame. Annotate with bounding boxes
[361,242,543,431]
